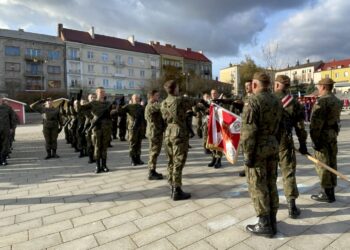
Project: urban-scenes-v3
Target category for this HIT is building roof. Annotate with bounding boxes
[0,29,63,45]
[175,47,211,62]
[60,28,158,55]
[150,42,182,57]
[278,61,323,71]
[319,58,350,71]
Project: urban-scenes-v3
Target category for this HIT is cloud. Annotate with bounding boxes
[0,0,307,57]
[272,0,350,66]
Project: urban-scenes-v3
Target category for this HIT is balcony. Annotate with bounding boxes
[23,71,44,77]
[113,60,126,67]
[202,69,211,75]
[68,57,80,61]
[24,55,46,62]
[68,69,81,74]
[113,73,126,78]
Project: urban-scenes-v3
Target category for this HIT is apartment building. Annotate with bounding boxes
[275,60,323,85]
[58,24,160,97]
[314,58,350,83]
[219,64,241,95]
[0,28,65,98]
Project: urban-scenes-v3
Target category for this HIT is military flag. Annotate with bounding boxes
[207,103,241,164]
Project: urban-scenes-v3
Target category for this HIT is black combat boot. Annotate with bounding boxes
[328,187,336,202]
[95,159,102,173]
[101,159,109,172]
[214,158,222,168]
[311,188,335,203]
[246,215,273,238]
[148,170,163,180]
[51,149,59,158]
[238,170,246,177]
[79,150,84,158]
[270,212,277,235]
[88,152,95,164]
[172,187,191,201]
[208,156,216,167]
[204,148,211,155]
[0,154,3,166]
[136,155,144,165]
[287,199,301,219]
[131,156,138,166]
[45,150,52,160]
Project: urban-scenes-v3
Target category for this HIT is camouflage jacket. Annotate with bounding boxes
[241,91,283,162]
[120,103,145,131]
[275,91,307,148]
[30,101,62,129]
[310,93,342,145]
[145,101,165,138]
[78,100,112,128]
[0,104,15,129]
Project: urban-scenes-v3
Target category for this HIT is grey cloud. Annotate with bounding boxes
[1,0,307,57]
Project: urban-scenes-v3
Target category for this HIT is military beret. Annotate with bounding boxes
[275,75,291,85]
[318,78,335,85]
[253,72,270,86]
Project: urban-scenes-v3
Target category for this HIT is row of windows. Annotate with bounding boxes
[86,65,145,77]
[4,46,61,60]
[25,79,61,91]
[5,62,61,74]
[70,78,144,90]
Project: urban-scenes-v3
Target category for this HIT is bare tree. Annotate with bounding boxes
[261,42,280,71]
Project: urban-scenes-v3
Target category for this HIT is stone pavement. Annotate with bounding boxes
[0,117,350,250]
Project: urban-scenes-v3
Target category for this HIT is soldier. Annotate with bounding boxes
[310,78,342,203]
[239,80,253,177]
[145,90,165,180]
[207,89,223,168]
[75,100,87,158]
[241,72,282,237]
[195,105,203,138]
[30,98,62,159]
[118,96,127,141]
[111,103,119,140]
[274,75,308,218]
[200,93,211,154]
[0,98,15,166]
[85,93,96,164]
[120,94,146,166]
[77,87,113,173]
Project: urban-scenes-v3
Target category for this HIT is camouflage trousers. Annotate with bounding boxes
[202,121,208,149]
[314,142,338,188]
[128,128,142,157]
[246,154,279,217]
[43,126,58,151]
[278,146,299,200]
[92,124,111,160]
[148,134,163,170]
[164,133,189,188]
[211,150,222,158]
[118,116,127,139]
[196,116,202,138]
[86,131,94,155]
[0,127,10,157]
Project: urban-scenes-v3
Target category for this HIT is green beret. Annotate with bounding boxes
[275,75,290,85]
[253,72,270,86]
[318,78,335,85]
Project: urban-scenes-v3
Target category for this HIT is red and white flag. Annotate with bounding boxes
[207,103,241,164]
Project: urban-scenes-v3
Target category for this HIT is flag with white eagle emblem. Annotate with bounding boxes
[206,103,241,164]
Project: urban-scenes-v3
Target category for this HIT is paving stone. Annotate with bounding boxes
[0,218,42,237]
[12,233,62,250]
[43,209,82,225]
[167,224,211,249]
[166,202,201,217]
[72,210,111,227]
[0,231,28,248]
[137,238,177,250]
[182,240,216,250]
[131,223,175,247]
[134,211,173,230]
[61,221,105,242]
[94,222,139,245]
[108,200,144,215]
[286,229,334,250]
[16,207,55,223]
[197,202,232,219]
[91,236,137,250]
[137,201,172,217]
[102,210,142,229]
[29,220,73,239]
[205,226,250,249]
[167,211,206,231]
[48,235,98,250]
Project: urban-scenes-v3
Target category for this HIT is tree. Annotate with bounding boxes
[306,79,316,94]
[239,56,263,95]
[261,42,280,71]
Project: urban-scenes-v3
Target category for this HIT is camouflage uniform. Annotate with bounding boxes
[0,103,14,165]
[241,91,282,218]
[118,97,127,141]
[145,101,165,171]
[84,107,95,163]
[30,100,62,157]
[275,91,307,200]
[161,95,195,187]
[120,103,145,163]
[310,94,342,189]
[195,108,203,138]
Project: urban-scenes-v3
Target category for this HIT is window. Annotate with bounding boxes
[25,62,42,75]
[139,59,145,66]
[5,62,20,72]
[129,81,134,88]
[87,51,94,59]
[101,53,108,62]
[103,79,109,88]
[128,56,133,65]
[48,51,60,60]
[325,74,330,78]
[140,70,145,78]
[70,78,79,87]
[88,78,95,86]
[88,64,94,73]
[150,58,157,67]
[102,66,108,74]
[26,48,41,57]
[5,46,20,56]
[335,73,339,78]
[68,48,79,60]
[47,65,61,74]
[26,78,43,91]
[128,68,134,77]
[48,80,61,89]
[344,72,349,77]
[115,80,123,89]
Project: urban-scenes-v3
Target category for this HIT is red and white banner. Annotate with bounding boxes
[207,103,241,164]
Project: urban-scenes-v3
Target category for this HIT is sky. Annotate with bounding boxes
[1,0,350,79]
